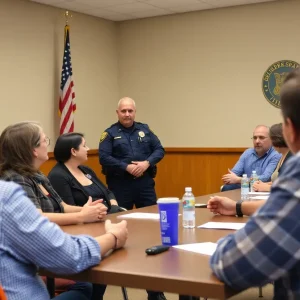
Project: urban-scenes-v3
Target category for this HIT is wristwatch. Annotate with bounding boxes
[236,200,244,217]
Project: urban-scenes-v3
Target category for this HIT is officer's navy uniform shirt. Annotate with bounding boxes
[99,121,164,177]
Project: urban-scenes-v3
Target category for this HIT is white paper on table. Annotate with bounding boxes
[197,222,245,230]
[249,195,269,200]
[248,192,270,196]
[117,212,181,220]
[173,242,217,256]
[117,213,160,220]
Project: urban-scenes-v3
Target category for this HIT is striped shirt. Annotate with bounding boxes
[211,151,300,299]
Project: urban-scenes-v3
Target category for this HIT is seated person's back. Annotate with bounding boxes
[0,181,128,300]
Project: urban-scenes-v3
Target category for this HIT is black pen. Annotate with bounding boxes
[195,204,207,208]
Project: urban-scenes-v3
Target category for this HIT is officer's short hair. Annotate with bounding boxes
[117,97,136,109]
[54,132,84,163]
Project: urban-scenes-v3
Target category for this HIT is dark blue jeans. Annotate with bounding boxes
[54,282,92,300]
[221,183,241,191]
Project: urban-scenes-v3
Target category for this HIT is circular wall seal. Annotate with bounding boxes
[262,60,299,108]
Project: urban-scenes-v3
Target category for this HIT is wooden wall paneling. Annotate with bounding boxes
[155,149,243,198]
[40,148,245,199]
[39,152,56,176]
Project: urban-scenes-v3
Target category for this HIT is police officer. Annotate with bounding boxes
[99,97,166,300]
[99,97,164,210]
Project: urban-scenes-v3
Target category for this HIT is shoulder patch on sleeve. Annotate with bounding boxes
[149,127,156,135]
[100,132,108,143]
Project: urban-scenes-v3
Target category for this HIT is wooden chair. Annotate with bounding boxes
[46,277,129,300]
[43,276,76,297]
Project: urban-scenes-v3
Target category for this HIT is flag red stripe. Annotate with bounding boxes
[69,122,74,132]
[60,104,74,134]
[60,83,72,113]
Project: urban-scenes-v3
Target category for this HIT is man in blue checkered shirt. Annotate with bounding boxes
[210,68,300,299]
[0,181,128,300]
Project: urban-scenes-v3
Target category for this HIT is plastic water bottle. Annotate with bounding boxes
[241,174,249,200]
[250,170,259,192]
[182,187,195,228]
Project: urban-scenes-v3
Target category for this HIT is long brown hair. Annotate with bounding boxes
[270,123,287,148]
[0,121,42,177]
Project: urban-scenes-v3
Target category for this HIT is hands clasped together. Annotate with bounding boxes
[105,219,128,249]
[126,160,150,178]
[80,197,108,223]
[252,180,271,192]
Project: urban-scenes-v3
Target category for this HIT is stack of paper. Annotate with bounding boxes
[197,222,245,230]
[117,213,160,220]
[248,192,270,196]
[249,195,269,200]
[173,242,217,256]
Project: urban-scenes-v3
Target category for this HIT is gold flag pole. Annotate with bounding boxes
[64,10,72,25]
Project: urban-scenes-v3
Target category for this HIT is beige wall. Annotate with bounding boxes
[1,0,299,149]
[118,0,300,147]
[0,0,119,150]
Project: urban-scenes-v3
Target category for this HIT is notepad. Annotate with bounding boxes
[173,242,217,256]
[197,222,245,230]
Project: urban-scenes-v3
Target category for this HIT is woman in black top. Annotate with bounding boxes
[48,133,122,214]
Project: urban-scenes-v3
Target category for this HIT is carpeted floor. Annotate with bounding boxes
[105,284,273,299]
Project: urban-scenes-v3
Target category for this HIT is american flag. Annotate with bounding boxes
[59,25,76,135]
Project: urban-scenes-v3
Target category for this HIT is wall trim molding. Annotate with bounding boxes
[47,147,247,157]
[163,147,247,153]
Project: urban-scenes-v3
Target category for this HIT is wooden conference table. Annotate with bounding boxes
[43,190,246,299]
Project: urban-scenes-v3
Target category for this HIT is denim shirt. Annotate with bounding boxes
[231,147,281,182]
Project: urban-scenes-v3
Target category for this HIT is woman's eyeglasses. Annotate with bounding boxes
[35,136,50,147]
[44,136,50,146]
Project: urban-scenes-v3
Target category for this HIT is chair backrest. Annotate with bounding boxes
[0,286,7,300]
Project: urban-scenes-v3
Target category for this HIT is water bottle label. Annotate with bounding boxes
[183,198,195,208]
[183,210,195,221]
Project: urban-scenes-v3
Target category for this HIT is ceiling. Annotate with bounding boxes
[29,0,281,21]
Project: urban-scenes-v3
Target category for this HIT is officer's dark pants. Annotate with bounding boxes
[107,173,156,210]
[107,173,163,299]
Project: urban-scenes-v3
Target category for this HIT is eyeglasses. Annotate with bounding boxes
[35,136,50,147]
[251,136,268,141]
[44,136,50,146]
